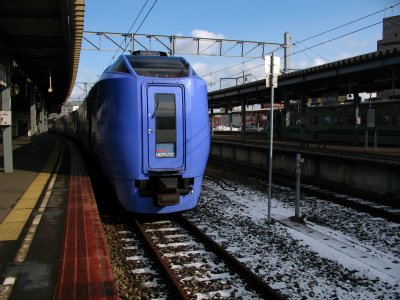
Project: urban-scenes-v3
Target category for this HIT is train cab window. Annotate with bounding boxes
[112,58,130,74]
[155,93,176,158]
[127,56,189,78]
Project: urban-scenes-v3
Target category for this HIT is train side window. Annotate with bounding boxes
[290,116,300,126]
[377,115,390,125]
[393,116,399,125]
[346,117,354,125]
[334,115,343,125]
[155,93,176,158]
[321,116,331,126]
[310,116,318,125]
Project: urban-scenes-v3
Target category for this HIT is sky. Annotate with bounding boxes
[70,0,400,100]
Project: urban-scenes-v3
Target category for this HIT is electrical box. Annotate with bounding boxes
[0,111,12,126]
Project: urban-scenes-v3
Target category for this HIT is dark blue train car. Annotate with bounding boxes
[66,51,210,213]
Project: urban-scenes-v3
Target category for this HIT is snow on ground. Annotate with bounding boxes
[183,168,400,299]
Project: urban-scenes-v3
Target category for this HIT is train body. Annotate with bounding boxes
[284,99,400,145]
[211,99,400,145]
[51,52,210,213]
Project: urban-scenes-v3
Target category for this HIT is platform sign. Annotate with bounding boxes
[0,111,12,126]
[367,109,375,128]
[265,55,280,88]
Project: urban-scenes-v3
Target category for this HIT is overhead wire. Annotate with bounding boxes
[106,0,159,68]
[293,2,400,46]
[205,3,399,88]
[128,0,150,34]
[207,4,398,88]
[207,19,385,88]
[107,0,149,65]
[292,38,329,63]
[201,57,258,78]
[200,45,283,79]
[84,0,159,94]
[133,0,159,37]
[290,20,383,57]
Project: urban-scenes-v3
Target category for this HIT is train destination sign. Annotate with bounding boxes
[156,143,176,158]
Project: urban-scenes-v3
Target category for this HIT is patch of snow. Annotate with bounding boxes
[184,173,400,299]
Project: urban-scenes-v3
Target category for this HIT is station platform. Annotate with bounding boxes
[0,134,118,300]
[211,134,400,201]
[211,134,400,159]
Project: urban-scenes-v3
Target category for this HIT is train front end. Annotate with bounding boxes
[101,52,210,213]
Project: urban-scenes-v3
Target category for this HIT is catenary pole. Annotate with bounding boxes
[266,53,280,223]
[267,54,274,222]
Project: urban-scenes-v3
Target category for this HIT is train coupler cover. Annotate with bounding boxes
[157,192,179,206]
[136,177,194,206]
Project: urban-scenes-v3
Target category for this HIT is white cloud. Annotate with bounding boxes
[191,29,224,40]
[291,57,327,70]
[191,62,209,75]
[294,60,309,69]
[174,29,225,56]
[313,58,327,66]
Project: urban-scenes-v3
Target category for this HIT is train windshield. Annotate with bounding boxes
[127,56,190,78]
[155,93,176,158]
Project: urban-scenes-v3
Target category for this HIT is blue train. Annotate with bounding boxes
[51,51,210,213]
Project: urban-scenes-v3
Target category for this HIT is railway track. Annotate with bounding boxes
[118,215,284,300]
[209,158,400,223]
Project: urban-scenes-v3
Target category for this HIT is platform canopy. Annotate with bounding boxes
[0,0,84,112]
[208,48,400,108]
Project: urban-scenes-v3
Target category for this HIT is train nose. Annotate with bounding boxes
[136,177,194,206]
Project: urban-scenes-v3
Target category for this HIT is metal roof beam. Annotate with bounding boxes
[83,31,285,58]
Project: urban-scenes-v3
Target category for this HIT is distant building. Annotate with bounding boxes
[377,15,400,51]
[377,15,400,99]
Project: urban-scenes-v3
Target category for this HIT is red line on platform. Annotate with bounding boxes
[53,157,118,300]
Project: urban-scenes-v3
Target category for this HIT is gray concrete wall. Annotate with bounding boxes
[211,141,400,198]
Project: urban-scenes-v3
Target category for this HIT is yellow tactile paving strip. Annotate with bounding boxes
[0,141,60,241]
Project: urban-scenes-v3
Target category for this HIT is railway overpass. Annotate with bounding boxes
[208,48,400,108]
[208,48,400,141]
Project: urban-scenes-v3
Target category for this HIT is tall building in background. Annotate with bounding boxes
[376,15,400,100]
[377,15,400,51]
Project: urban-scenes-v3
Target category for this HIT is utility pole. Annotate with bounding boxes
[265,53,280,223]
[283,32,291,74]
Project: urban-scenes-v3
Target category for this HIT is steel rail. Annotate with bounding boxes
[132,219,190,300]
[176,215,285,300]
